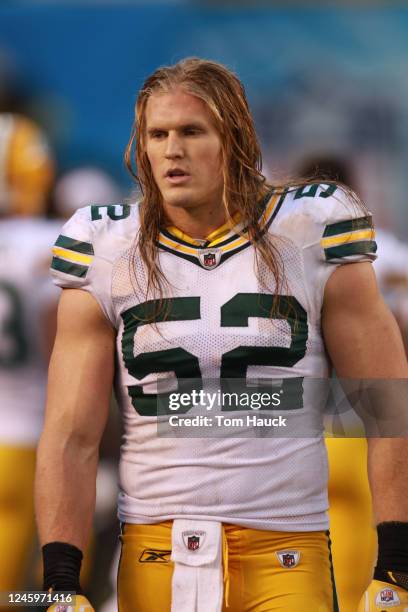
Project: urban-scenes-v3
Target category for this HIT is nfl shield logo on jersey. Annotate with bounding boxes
[276,550,301,568]
[376,587,400,606]
[199,249,221,269]
[182,530,206,551]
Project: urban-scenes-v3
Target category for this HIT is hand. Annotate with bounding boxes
[357,576,408,611]
[47,594,94,611]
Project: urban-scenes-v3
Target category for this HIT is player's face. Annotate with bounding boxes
[144,88,224,215]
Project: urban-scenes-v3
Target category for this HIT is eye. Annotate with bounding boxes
[183,127,202,136]
[149,130,167,140]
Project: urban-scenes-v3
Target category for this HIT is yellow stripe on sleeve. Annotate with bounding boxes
[320,229,375,249]
[52,246,93,265]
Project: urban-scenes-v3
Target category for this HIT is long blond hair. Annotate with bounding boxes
[124,58,367,318]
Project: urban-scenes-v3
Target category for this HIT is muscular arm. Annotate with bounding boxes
[322,262,408,523]
[35,288,115,551]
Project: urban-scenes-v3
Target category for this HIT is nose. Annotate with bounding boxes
[165,132,184,159]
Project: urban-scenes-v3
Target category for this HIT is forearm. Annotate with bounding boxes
[35,428,99,551]
[368,437,408,524]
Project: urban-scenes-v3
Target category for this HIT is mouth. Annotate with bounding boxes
[165,168,191,185]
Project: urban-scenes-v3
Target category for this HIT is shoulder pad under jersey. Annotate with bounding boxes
[274,183,377,264]
[50,203,139,324]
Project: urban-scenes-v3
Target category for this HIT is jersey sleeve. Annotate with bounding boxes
[50,206,115,325]
[300,184,377,314]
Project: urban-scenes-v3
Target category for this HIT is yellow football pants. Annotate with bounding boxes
[118,522,338,611]
[0,444,94,610]
[327,438,377,612]
[0,445,37,611]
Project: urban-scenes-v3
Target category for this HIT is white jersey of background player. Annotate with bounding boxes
[0,113,60,594]
[0,218,60,443]
[51,184,376,532]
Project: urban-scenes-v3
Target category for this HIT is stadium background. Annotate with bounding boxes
[1,1,408,232]
[1,1,408,610]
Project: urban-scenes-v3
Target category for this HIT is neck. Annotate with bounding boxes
[162,200,232,239]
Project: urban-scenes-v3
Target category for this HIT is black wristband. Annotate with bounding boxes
[42,542,83,593]
[375,522,408,575]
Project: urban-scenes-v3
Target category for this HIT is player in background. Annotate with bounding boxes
[296,154,408,612]
[0,113,60,609]
[36,59,408,612]
[0,116,121,609]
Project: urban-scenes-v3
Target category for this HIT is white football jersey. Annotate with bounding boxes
[0,218,61,445]
[51,185,376,531]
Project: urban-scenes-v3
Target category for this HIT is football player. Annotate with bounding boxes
[0,113,60,608]
[296,154,408,611]
[37,59,408,611]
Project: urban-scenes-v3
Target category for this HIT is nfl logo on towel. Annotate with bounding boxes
[276,550,300,568]
[188,536,200,550]
[182,530,206,551]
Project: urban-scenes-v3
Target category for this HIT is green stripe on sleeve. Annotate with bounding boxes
[323,216,372,238]
[325,240,377,260]
[55,235,94,255]
[51,257,89,278]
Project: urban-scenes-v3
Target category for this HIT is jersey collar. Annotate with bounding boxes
[157,188,285,269]
[164,210,243,248]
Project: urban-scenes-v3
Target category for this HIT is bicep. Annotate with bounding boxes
[322,262,408,378]
[44,288,116,446]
